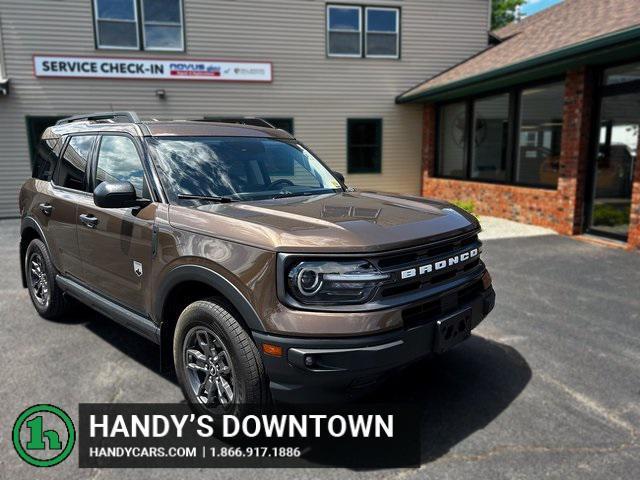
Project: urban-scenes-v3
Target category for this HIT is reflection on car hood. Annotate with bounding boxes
[168,191,479,253]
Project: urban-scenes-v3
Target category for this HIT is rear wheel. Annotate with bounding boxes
[25,239,68,319]
[173,299,270,413]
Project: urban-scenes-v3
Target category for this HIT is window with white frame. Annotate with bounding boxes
[327,5,362,57]
[94,0,139,49]
[327,4,400,59]
[94,0,184,51]
[365,7,399,58]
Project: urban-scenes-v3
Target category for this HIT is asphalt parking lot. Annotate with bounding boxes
[1,218,639,479]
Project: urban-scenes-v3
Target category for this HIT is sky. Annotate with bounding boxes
[521,0,563,16]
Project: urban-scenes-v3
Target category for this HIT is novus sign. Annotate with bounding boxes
[33,55,272,82]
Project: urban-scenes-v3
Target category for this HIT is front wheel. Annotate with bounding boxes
[25,238,69,319]
[173,299,270,413]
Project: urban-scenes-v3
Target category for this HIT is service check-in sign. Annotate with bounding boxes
[33,55,272,82]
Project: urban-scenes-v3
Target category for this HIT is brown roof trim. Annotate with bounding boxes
[396,24,640,104]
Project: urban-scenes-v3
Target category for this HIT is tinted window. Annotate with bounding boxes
[96,136,146,197]
[57,135,95,190]
[438,102,467,178]
[347,119,382,174]
[471,93,510,181]
[516,82,564,187]
[147,137,342,203]
[33,138,59,181]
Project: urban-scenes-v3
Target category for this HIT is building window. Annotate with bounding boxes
[327,5,400,59]
[435,79,564,188]
[365,7,399,58]
[94,0,184,51]
[438,102,467,178]
[471,93,510,182]
[142,0,184,51]
[347,119,382,173]
[516,82,564,187]
[327,5,362,57]
[94,0,140,49]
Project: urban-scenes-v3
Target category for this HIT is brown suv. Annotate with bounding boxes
[19,111,494,407]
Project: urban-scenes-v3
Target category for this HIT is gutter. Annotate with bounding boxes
[396,24,640,104]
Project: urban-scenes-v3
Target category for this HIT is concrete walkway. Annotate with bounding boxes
[478,215,557,241]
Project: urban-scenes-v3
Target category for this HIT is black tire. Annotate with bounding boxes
[173,298,270,414]
[24,238,68,319]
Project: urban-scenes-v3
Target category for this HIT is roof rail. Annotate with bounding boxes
[198,116,276,129]
[56,111,140,125]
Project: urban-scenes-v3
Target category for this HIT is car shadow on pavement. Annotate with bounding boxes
[79,309,179,384]
[372,335,532,465]
[76,310,530,467]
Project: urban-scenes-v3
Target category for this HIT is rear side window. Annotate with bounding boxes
[96,135,146,197]
[33,138,59,181]
[56,135,96,190]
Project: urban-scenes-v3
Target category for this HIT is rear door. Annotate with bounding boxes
[46,134,97,277]
[76,133,156,314]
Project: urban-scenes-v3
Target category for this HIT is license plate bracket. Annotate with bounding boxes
[433,308,472,354]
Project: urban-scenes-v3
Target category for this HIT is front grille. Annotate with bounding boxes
[402,279,484,329]
[369,232,482,300]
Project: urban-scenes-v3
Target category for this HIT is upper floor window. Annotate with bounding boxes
[93,0,184,51]
[365,7,399,58]
[327,5,399,59]
[327,5,362,57]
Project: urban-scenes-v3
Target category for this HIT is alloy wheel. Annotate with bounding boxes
[29,252,49,306]
[184,327,235,406]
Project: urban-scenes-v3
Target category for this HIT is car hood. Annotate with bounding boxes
[168,191,479,253]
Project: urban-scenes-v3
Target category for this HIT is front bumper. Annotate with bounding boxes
[254,281,495,403]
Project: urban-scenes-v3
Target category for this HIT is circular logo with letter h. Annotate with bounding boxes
[12,404,76,467]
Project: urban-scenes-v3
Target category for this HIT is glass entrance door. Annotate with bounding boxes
[588,64,640,240]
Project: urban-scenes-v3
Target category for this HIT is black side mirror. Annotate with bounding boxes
[332,170,345,184]
[94,181,148,209]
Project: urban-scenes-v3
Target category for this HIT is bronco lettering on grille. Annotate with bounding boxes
[400,248,479,280]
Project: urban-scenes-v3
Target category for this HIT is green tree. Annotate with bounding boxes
[492,0,526,30]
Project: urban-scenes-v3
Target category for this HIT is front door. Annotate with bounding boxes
[586,62,640,240]
[76,134,155,314]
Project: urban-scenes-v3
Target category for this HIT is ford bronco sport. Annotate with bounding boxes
[19,111,494,408]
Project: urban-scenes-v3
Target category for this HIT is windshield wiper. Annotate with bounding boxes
[177,194,236,203]
[271,191,323,200]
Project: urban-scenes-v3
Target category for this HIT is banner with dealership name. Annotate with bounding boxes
[33,55,272,82]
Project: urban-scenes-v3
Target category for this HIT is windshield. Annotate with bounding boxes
[147,136,343,204]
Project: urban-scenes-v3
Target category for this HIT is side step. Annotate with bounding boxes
[56,275,160,344]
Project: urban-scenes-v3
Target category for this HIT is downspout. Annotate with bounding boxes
[0,13,8,95]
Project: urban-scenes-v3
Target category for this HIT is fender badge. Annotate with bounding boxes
[133,261,143,277]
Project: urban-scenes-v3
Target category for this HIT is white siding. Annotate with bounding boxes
[0,0,489,217]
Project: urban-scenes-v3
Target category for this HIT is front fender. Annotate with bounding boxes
[153,264,266,333]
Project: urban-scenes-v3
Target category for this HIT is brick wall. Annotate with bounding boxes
[421,68,596,238]
[628,139,640,250]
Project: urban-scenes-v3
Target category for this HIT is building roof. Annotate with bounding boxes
[397,0,640,103]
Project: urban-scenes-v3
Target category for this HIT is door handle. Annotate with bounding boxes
[39,203,53,216]
[79,213,99,229]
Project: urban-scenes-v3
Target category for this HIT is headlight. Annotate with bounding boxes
[286,260,390,305]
